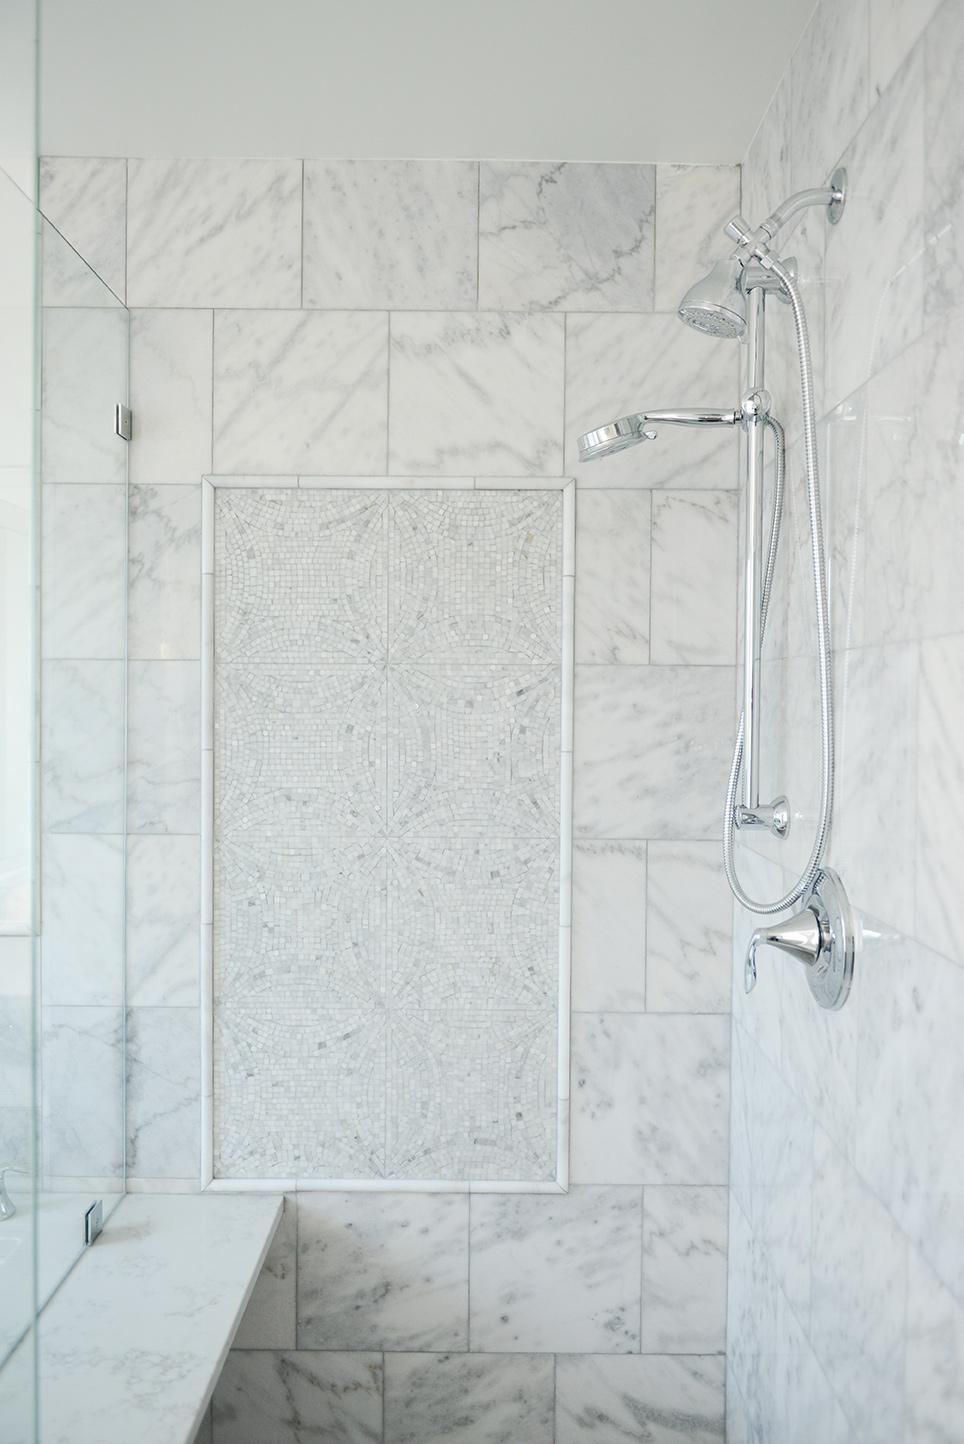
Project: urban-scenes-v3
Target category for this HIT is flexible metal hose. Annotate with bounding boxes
[722,262,835,914]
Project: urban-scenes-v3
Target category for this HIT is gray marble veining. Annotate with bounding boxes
[571,841,646,1012]
[42,834,125,1006]
[555,1353,725,1444]
[646,842,731,1014]
[42,659,126,833]
[126,835,200,1007]
[129,309,213,485]
[642,1185,728,1353]
[129,484,202,660]
[212,1350,383,1444]
[40,156,127,299]
[232,1197,297,1351]
[126,1006,200,1182]
[650,491,737,665]
[127,660,201,834]
[574,489,651,663]
[41,1006,125,1180]
[384,1352,554,1444]
[41,483,127,660]
[654,164,741,313]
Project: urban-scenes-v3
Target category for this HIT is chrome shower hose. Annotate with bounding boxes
[722,261,835,915]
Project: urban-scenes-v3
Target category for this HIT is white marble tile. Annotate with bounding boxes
[126,1005,200,1181]
[384,1352,554,1444]
[654,165,741,313]
[565,313,739,490]
[126,835,200,1007]
[810,1127,908,1443]
[41,483,126,659]
[212,1350,382,1444]
[571,1014,729,1185]
[823,44,926,413]
[232,1195,297,1350]
[389,311,564,477]
[41,306,128,485]
[304,159,478,309]
[571,841,646,1011]
[574,489,651,663]
[789,0,871,190]
[127,158,302,308]
[129,484,201,660]
[39,157,127,299]
[572,664,734,840]
[213,310,388,474]
[41,659,126,833]
[41,220,119,308]
[742,70,792,226]
[555,1354,725,1444]
[127,660,200,834]
[645,842,731,1013]
[905,1243,964,1444]
[779,927,859,1162]
[641,1185,727,1354]
[870,0,941,94]
[297,1192,468,1350]
[469,1185,642,1353]
[42,834,124,1006]
[924,0,964,325]
[129,309,213,485]
[650,491,737,665]
[42,1005,124,1179]
[916,636,964,963]
[479,162,655,312]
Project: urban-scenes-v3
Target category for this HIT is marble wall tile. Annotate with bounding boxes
[788,0,871,190]
[646,842,731,1013]
[573,489,651,663]
[304,159,478,309]
[571,841,646,1012]
[642,1185,727,1354]
[571,1014,729,1185]
[129,309,213,485]
[213,310,389,475]
[779,938,859,1163]
[212,1350,382,1444]
[41,306,128,485]
[916,635,964,965]
[555,1354,725,1444]
[127,158,302,308]
[654,165,741,313]
[564,313,739,490]
[905,1243,964,1444]
[923,0,964,325]
[126,1005,200,1180]
[479,161,655,312]
[129,484,201,660]
[39,156,127,299]
[742,70,792,229]
[650,491,737,665]
[389,312,564,476]
[469,1185,642,1353]
[126,836,200,1007]
[823,44,925,413]
[810,1127,908,1443]
[572,664,734,840]
[41,220,115,308]
[127,660,200,834]
[41,483,126,659]
[232,1196,297,1350]
[297,1192,469,1350]
[871,0,942,95]
[41,659,126,833]
[384,1352,554,1444]
[42,834,124,1006]
[42,1005,124,1178]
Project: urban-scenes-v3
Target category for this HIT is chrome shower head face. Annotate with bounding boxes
[677,258,747,340]
[577,415,658,462]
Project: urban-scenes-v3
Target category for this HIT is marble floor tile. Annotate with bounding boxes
[304,159,478,310]
[129,484,201,660]
[129,309,213,485]
[41,306,128,486]
[41,659,126,834]
[41,483,126,659]
[232,1196,297,1350]
[297,1192,469,1351]
[645,842,731,1013]
[479,161,655,312]
[571,841,646,1012]
[42,834,124,1006]
[127,660,201,834]
[214,310,389,475]
[469,1185,642,1353]
[571,1014,729,1186]
[573,664,734,840]
[654,164,741,313]
[574,489,651,664]
[126,1006,200,1181]
[642,1186,727,1354]
[39,156,127,299]
[127,835,200,1007]
[212,1350,382,1444]
[649,491,737,665]
[389,311,564,476]
[555,1353,725,1443]
[127,158,302,308]
[384,1352,554,1444]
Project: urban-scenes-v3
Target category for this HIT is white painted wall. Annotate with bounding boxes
[41,0,813,164]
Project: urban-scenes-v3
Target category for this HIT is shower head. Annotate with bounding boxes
[577,414,658,461]
[677,258,748,340]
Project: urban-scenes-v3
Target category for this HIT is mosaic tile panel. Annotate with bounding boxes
[213,488,564,1181]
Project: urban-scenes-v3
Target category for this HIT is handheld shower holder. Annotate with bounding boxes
[744,868,855,1010]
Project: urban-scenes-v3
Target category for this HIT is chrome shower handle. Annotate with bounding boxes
[744,904,825,994]
[743,869,855,1012]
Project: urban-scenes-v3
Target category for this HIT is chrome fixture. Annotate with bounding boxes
[577,408,738,461]
[0,1166,26,1222]
[577,168,857,1010]
[744,869,855,1010]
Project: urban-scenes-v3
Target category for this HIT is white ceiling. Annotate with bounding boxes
[41,0,814,163]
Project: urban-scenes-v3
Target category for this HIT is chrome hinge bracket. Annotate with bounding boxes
[114,403,132,441]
